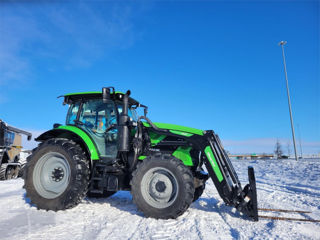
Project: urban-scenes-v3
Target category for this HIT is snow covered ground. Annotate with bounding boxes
[1,159,319,240]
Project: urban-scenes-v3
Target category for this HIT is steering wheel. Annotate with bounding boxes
[108,116,117,125]
[105,124,117,133]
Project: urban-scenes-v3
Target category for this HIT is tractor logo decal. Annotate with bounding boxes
[205,146,224,182]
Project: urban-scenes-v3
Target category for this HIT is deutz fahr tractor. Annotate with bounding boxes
[24,87,258,220]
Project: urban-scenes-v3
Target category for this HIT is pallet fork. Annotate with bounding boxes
[204,131,320,222]
[203,131,258,221]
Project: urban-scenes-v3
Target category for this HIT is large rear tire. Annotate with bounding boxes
[23,138,90,211]
[131,154,194,219]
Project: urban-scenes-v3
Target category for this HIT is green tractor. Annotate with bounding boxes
[24,87,258,220]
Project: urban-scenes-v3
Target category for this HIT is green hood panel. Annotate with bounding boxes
[57,125,99,160]
[143,122,204,136]
[172,146,193,166]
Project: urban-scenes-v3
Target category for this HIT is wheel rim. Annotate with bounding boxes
[33,152,71,199]
[140,167,179,209]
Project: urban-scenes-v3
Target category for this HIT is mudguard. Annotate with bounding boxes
[35,126,99,160]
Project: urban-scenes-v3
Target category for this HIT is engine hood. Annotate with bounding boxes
[142,122,204,136]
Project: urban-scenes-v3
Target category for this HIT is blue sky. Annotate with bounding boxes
[0,0,319,155]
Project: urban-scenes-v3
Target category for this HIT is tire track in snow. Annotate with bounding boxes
[194,217,204,240]
[256,180,320,198]
[127,217,144,240]
[194,191,241,239]
[150,218,182,239]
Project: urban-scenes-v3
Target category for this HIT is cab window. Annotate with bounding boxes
[66,102,80,125]
[79,99,116,133]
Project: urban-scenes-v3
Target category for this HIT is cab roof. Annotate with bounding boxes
[62,91,139,106]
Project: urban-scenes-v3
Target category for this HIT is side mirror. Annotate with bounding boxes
[102,87,110,103]
[137,103,148,117]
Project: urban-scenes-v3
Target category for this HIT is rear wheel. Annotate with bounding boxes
[0,163,20,180]
[131,154,194,219]
[23,138,90,211]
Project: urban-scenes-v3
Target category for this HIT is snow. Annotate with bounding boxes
[1,159,319,240]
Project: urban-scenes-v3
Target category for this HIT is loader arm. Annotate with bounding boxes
[202,130,258,221]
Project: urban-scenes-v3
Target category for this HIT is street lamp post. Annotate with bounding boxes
[279,41,298,161]
[297,124,303,158]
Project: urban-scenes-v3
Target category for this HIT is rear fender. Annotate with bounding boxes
[35,127,99,167]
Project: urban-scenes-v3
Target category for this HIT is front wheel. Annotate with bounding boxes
[131,154,195,219]
[23,138,90,211]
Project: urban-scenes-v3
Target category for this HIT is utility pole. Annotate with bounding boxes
[279,41,298,161]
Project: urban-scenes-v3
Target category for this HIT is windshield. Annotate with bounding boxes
[79,99,116,133]
[66,100,138,125]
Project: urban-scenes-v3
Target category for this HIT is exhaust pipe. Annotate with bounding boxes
[118,90,131,152]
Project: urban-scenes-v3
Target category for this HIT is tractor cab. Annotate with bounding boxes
[35,89,140,163]
[63,92,138,159]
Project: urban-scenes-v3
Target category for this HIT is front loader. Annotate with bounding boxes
[23,87,258,220]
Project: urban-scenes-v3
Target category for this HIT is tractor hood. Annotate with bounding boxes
[142,122,204,136]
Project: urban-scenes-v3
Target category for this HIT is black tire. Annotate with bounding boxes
[18,156,27,178]
[0,163,8,180]
[131,154,195,219]
[23,138,90,211]
[0,163,20,180]
[193,183,205,202]
[87,190,116,198]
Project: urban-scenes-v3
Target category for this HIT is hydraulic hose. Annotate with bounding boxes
[138,116,166,132]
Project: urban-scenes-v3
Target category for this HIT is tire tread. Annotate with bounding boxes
[130,154,194,219]
[23,138,90,211]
